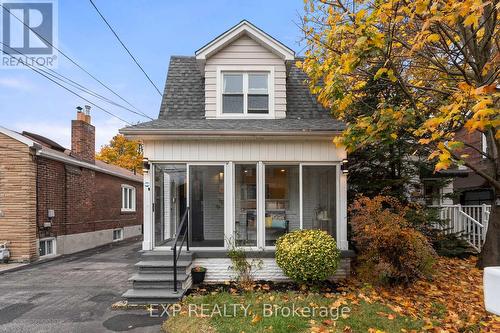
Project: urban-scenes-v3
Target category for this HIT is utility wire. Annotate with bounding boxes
[0,4,153,119]
[2,49,132,125]
[88,0,163,96]
[1,41,152,120]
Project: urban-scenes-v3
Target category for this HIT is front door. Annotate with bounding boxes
[153,164,187,247]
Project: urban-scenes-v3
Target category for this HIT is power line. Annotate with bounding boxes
[88,0,163,96]
[1,50,132,125]
[1,41,153,120]
[0,3,153,119]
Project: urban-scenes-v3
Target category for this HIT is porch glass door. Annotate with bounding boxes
[189,165,225,247]
[154,164,187,247]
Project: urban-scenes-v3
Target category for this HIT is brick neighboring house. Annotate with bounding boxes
[417,126,496,206]
[453,128,495,205]
[0,109,143,262]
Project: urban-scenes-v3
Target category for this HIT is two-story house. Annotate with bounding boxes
[120,20,351,304]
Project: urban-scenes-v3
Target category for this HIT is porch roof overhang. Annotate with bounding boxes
[120,128,343,140]
[119,118,346,140]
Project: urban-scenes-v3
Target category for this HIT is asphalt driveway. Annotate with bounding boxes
[0,239,163,333]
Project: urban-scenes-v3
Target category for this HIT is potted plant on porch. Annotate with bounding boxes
[191,266,207,284]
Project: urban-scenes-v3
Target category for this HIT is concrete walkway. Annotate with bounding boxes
[0,239,164,333]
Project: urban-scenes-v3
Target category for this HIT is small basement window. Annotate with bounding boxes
[113,228,124,241]
[121,185,136,212]
[222,72,269,115]
[39,238,55,257]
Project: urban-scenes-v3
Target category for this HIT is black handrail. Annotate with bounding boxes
[171,207,190,293]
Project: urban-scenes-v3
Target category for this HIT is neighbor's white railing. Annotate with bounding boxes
[429,204,491,252]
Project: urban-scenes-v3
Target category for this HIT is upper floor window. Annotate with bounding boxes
[222,72,269,114]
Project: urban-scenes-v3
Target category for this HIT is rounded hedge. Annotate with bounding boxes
[275,229,340,282]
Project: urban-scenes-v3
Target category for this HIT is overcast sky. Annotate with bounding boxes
[0,0,305,150]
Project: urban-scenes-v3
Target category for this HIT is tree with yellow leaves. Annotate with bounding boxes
[96,134,143,175]
[300,0,499,266]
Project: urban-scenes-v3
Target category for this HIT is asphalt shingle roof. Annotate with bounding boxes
[122,56,344,133]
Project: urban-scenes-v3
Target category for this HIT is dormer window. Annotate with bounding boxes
[222,72,269,115]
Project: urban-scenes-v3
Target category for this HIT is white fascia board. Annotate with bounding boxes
[195,20,295,61]
[37,149,142,183]
[120,129,342,139]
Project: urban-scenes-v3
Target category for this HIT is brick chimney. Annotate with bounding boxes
[71,105,95,164]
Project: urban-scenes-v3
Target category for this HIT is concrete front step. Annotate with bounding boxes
[141,250,194,261]
[122,288,187,304]
[129,273,190,290]
[135,260,192,274]
[124,252,194,305]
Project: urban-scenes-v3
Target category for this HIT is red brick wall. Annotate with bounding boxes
[36,156,143,239]
[453,128,491,191]
[36,158,66,237]
[71,119,95,164]
[455,128,484,166]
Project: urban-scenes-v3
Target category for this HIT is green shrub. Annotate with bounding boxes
[350,195,436,285]
[275,229,340,282]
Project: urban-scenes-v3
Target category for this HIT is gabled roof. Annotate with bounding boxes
[0,126,142,182]
[195,20,295,61]
[120,56,345,135]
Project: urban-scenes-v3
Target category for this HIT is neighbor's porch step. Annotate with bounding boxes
[129,273,190,289]
[122,288,187,305]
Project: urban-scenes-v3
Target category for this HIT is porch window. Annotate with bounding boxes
[265,165,299,246]
[189,165,225,247]
[302,166,337,238]
[235,164,258,246]
[222,72,269,114]
[149,162,341,250]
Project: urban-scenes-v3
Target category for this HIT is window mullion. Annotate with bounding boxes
[243,73,248,114]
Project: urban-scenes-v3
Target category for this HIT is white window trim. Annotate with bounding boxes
[39,237,56,257]
[121,184,136,212]
[113,228,124,241]
[482,133,488,159]
[216,66,275,119]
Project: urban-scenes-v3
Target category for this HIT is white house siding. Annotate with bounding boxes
[204,35,287,119]
[193,258,351,282]
[145,138,346,162]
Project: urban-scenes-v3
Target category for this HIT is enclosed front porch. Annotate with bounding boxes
[146,162,348,251]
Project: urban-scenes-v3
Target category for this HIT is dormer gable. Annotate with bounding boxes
[195,20,295,63]
[196,20,295,119]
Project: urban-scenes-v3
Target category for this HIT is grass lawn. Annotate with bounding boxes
[163,291,423,333]
[163,257,500,333]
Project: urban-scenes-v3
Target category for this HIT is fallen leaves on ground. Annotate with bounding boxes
[326,256,499,332]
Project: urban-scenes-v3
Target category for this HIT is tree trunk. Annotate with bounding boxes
[478,202,500,267]
[477,131,500,268]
